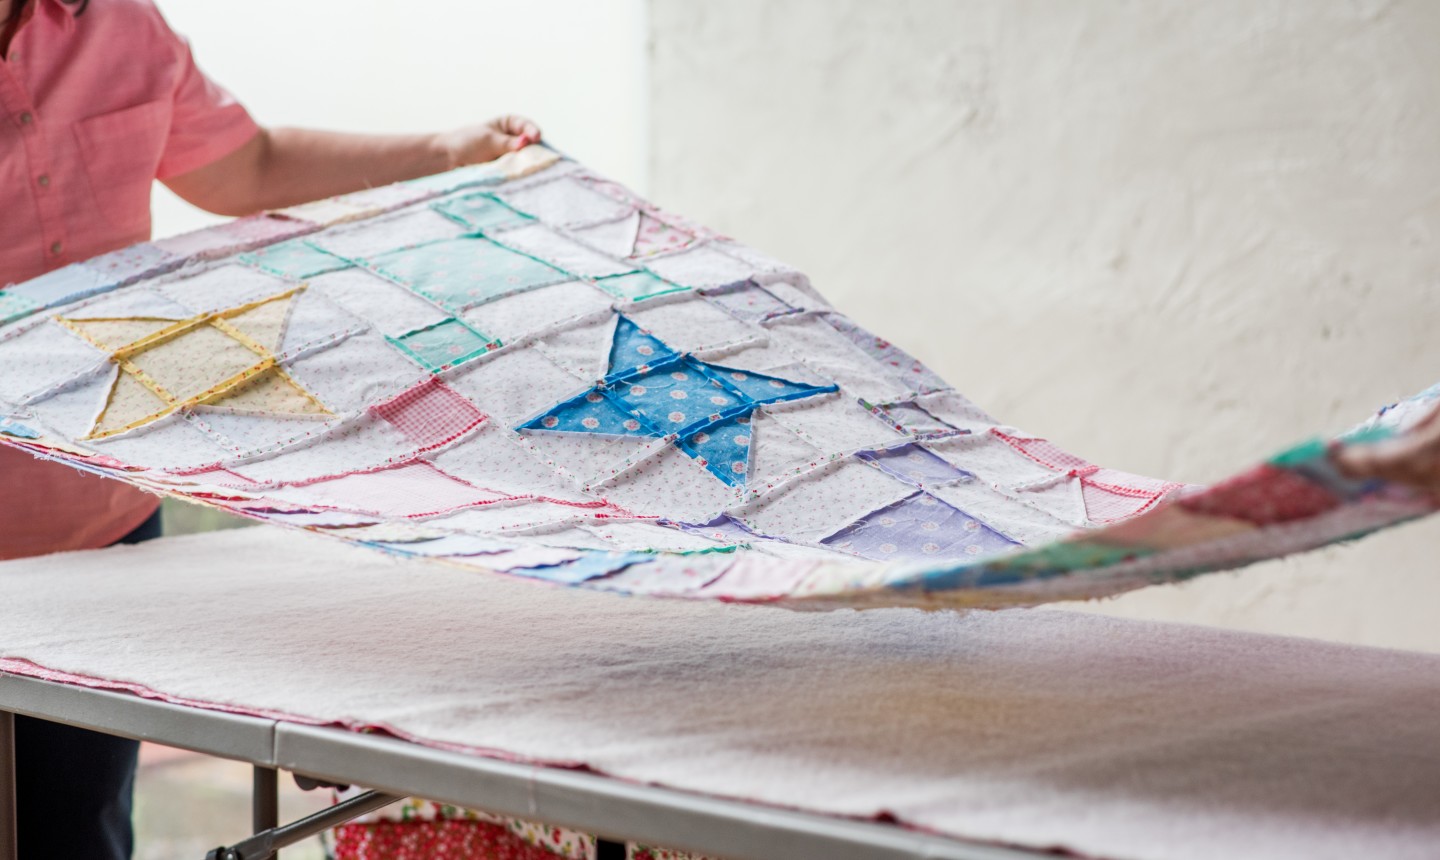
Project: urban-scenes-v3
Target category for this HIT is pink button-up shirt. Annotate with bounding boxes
[1,0,259,558]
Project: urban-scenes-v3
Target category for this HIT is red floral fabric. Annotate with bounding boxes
[332,818,565,860]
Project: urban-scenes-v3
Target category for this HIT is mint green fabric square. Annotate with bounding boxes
[0,291,41,325]
[240,240,352,279]
[371,237,570,312]
[432,192,531,232]
[389,317,497,372]
[986,540,1152,577]
[1267,437,1331,468]
[593,270,689,302]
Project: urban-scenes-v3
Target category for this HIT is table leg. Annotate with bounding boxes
[0,710,16,860]
[253,766,280,859]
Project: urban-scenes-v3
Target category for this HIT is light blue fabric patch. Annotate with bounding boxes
[679,413,754,486]
[388,317,497,372]
[371,236,570,312]
[431,192,532,232]
[593,270,689,302]
[511,551,654,584]
[4,263,110,307]
[615,361,745,434]
[521,387,661,437]
[607,315,677,373]
[702,361,834,405]
[0,417,40,439]
[239,239,352,279]
[518,314,837,488]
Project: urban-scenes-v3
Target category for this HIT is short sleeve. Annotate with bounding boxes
[153,25,260,179]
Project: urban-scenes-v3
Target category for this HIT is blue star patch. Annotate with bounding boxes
[518,315,836,486]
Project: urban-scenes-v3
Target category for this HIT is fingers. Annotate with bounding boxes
[492,115,542,150]
[1335,411,1440,496]
[1338,454,1440,495]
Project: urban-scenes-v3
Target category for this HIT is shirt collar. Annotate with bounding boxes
[39,0,78,32]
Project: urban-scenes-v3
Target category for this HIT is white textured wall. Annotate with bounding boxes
[151,0,648,237]
[649,1,1440,650]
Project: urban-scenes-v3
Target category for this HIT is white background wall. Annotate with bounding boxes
[150,0,648,237]
[147,1,1440,652]
[648,1,1440,651]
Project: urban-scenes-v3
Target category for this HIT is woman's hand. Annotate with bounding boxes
[436,115,543,169]
[166,115,544,216]
[1336,402,1440,496]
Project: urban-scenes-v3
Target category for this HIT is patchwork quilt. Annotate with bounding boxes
[1,146,1435,609]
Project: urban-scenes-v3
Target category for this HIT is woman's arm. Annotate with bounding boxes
[163,115,540,217]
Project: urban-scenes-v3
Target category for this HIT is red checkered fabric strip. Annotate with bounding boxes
[1082,482,1164,523]
[1077,470,1189,524]
[371,376,486,449]
[1087,468,1175,497]
[992,430,1094,474]
[331,818,562,860]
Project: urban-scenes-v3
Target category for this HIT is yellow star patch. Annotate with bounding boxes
[56,287,331,440]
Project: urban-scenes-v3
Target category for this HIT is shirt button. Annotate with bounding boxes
[18,112,34,125]
[36,174,49,188]
[49,241,63,256]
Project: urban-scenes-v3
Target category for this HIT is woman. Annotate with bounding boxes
[0,1,650,858]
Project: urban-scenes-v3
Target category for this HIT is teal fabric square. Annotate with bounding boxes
[240,240,352,279]
[389,317,497,372]
[0,291,41,325]
[371,237,570,312]
[404,162,506,195]
[432,192,531,232]
[593,270,689,302]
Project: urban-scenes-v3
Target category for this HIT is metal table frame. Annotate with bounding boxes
[0,672,1039,860]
